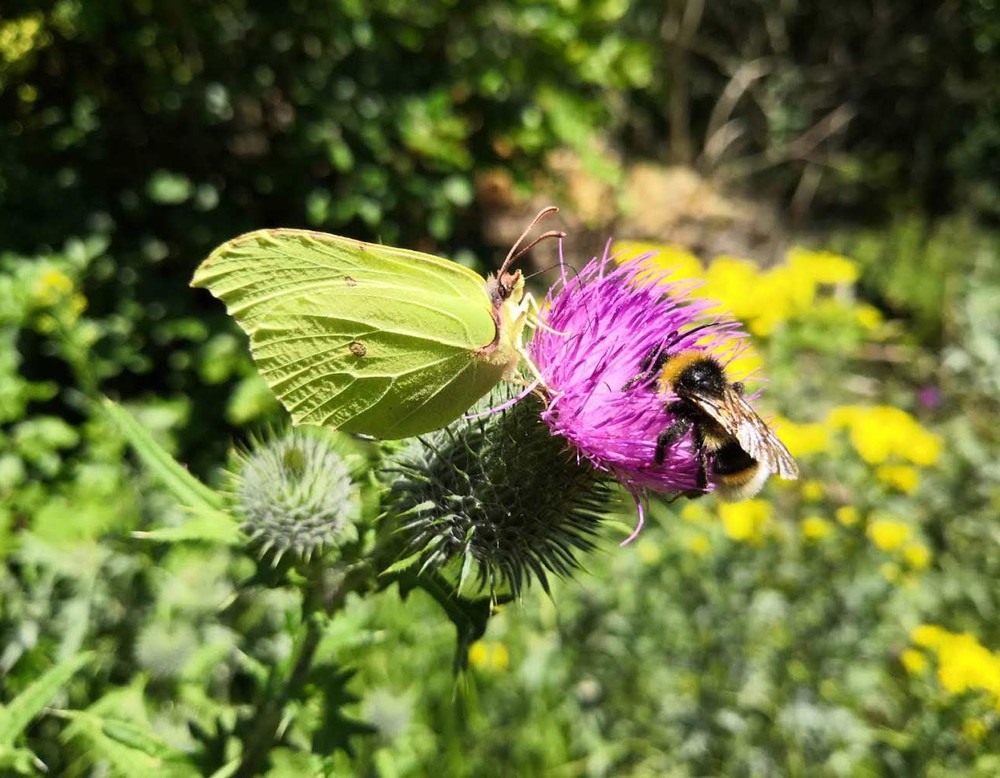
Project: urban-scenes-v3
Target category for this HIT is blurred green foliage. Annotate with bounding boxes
[4,0,1000,774]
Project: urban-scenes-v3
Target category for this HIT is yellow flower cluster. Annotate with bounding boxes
[468,641,510,673]
[717,500,771,544]
[32,267,87,327]
[773,417,830,458]
[875,464,920,494]
[910,625,1000,707]
[867,516,912,551]
[613,241,864,337]
[835,506,859,526]
[775,405,937,505]
[801,516,833,541]
[34,268,75,305]
[827,405,941,467]
[0,13,46,66]
[866,514,931,571]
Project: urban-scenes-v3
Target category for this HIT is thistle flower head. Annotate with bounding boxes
[231,429,361,565]
[381,386,614,596]
[529,247,748,502]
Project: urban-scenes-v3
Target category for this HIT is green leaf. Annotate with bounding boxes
[379,548,426,576]
[146,170,194,204]
[0,652,91,747]
[102,398,222,511]
[206,761,241,778]
[61,710,193,777]
[131,507,241,545]
[0,746,42,776]
[308,665,376,757]
[59,679,194,778]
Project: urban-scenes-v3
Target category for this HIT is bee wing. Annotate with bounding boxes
[684,389,800,480]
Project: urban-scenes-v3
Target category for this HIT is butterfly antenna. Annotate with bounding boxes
[499,206,565,276]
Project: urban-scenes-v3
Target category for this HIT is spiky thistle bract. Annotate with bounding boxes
[230,429,362,566]
[381,385,616,597]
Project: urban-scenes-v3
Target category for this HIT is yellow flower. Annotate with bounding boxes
[34,268,75,306]
[468,641,489,669]
[907,427,942,467]
[489,643,510,672]
[914,627,1000,707]
[612,241,703,284]
[835,505,860,527]
[801,480,825,501]
[701,256,765,322]
[681,502,710,524]
[912,624,948,649]
[963,718,988,742]
[845,407,904,464]
[786,247,860,285]
[774,417,829,458]
[636,538,662,565]
[879,561,901,583]
[901,649,928,675]
[468,641,509,672]
[718,500,771,544]
[936,633,1000,697]
[867,517,912,551]
[903,543,931,570]
[876,465,920,494]
[684,533,711,557]
[801,516,833,541]
[826,406,860,427]
[775,262,820,313]
[855,304,883,331]
[0,14,47,66]
[828,405,941,467]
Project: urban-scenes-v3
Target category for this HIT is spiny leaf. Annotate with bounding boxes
[59,680,194,778]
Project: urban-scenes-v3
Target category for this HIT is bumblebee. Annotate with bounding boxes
[624,338,799,500]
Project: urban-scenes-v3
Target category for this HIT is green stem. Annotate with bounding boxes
[54,315,100,401]
[233,565,369,778]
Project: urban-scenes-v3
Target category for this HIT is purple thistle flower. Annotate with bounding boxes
[529,244,749,542]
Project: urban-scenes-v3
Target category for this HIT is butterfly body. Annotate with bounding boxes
[193,229,525,439]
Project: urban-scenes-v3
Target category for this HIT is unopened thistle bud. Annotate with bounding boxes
[232,429,361,565]
[382,386,614,596]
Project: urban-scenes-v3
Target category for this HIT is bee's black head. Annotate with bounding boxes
[674,356,728,397]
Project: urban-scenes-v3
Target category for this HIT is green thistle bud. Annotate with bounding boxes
[382,386,615,596]
[232,429,361,565]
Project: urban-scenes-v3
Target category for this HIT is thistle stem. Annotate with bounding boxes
[233,565,369,777]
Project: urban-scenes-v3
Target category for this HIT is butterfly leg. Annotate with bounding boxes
[514,342,549,389]
[521,291,566,336]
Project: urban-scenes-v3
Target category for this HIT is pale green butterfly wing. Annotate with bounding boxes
[192,229,516,438]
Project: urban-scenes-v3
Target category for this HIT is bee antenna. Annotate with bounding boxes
[499,206,564,276]
[670,321,717,348]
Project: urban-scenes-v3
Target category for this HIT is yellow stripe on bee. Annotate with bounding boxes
[658,349,707,389]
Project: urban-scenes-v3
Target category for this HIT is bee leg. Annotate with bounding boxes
[654,411,692,464]
[623,344,671,392]
[692,424,710,492]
